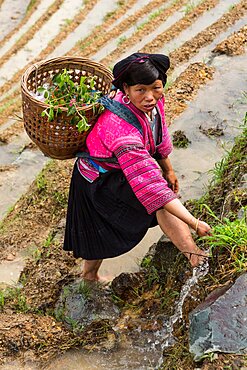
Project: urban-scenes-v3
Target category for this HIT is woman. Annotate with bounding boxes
[63,53,210,282]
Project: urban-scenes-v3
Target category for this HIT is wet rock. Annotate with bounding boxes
[147,236,179,263]
[189,273,247,361]
[55,280,120,330]
[110,238,184,312]
[142,237,184,280]
[83,327,117,351]
[111,272,144,302]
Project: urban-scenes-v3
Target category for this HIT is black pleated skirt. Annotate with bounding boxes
[63,162,157,260]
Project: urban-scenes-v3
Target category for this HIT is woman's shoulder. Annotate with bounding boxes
[98,94,142,134]
[94,108,143,150]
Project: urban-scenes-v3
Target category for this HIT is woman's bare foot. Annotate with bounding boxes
[81,271,114,284]
[97,275,114,284]
[184,249,209,267]
[81,259,114,284]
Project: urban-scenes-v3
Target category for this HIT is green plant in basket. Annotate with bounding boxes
[38,69,103,132]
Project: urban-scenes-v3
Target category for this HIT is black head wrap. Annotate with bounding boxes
[112,53,170,89]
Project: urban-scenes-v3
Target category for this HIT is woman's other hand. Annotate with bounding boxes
[165,169,179,193]
[158,158,179,193]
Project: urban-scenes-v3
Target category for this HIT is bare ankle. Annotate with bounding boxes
[81,272,99,281]
[82,259,103,281]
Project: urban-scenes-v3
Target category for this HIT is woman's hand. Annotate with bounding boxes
[165,169,179,193]
[190,217,211,237]
[157,158,179,193]
[196,220,211,237]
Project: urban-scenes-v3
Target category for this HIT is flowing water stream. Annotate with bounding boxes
[46,261,210,370]
[156,261,210,369]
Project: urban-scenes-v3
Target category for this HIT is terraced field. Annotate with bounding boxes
[0,0,246,369]
[0,0,246,219]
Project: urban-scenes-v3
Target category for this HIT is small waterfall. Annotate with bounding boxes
[155,258,209,369]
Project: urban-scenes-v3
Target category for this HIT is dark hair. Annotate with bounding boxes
[119,59,165,92]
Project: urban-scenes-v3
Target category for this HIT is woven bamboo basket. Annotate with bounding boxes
[21,56,113,159]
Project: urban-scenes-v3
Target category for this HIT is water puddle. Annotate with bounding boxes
[0,129,48,220]
[47,340,161,370]
[0,245,35,287]
[0,0,30,42]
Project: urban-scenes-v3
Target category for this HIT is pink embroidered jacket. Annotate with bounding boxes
[78,91,177,214]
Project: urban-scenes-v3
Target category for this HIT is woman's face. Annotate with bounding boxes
[123,80,164,114]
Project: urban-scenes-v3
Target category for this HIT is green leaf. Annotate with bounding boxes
[44,91,50,99]
[37,87,45,94]
[69,79,74,89]
[80,76,87,86]
[53,73,61,84]
[71,115,80,125]
[48,108,54,122]
[76,116,90,133]
[90,78,95,89]
[67,106,76,116]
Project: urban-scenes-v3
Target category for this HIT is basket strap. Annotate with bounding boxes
[76,96,143,163]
